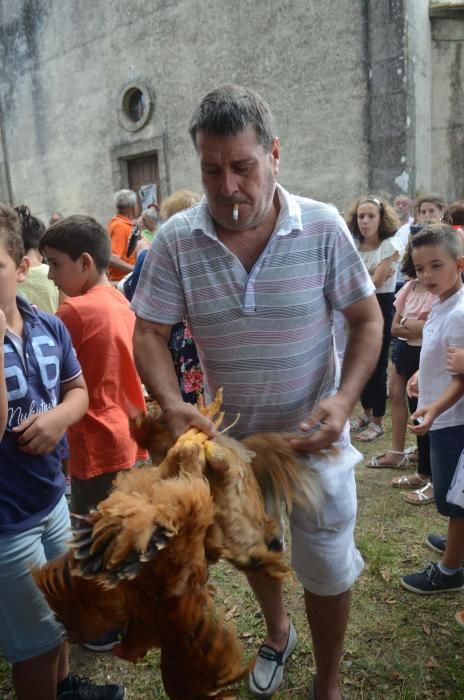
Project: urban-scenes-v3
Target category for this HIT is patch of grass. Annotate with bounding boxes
[1,411,464,698]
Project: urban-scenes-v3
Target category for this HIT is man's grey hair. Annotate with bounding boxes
[114,189,137,211]
[189,84,275,151]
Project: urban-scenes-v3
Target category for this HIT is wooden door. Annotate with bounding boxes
[127,153,160,207]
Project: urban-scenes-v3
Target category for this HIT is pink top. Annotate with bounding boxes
[394,280,437,346]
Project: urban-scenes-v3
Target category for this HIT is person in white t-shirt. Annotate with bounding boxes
[346,197,401,441]
[400,224,464,594]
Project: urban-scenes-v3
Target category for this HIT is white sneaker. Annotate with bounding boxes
[249,621,297,697]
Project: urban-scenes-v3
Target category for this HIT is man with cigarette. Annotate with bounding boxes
[132,84,382,700]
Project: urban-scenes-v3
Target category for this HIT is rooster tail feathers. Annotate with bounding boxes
[241,432,321,517]
[160,589,250,699]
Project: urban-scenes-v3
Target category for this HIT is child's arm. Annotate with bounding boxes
[447,347,464,374]
[391,310,425,341]
[410,375,464,436]
[0,310,7,439]
[406,370,419,398]
[371,252,399,289]
[12,375,88,455]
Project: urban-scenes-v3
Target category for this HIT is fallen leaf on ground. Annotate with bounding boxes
[225,605,238,620]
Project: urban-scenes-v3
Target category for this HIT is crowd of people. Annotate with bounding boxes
[1,83,464,700]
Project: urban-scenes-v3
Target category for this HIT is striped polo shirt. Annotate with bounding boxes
[132,185,374,438]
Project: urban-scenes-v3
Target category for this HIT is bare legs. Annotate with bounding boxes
[442,518,464,569]
[305,590,350,700]
[388,367,408,457]
[246,571,289,649]
[12,641,69,700]
[246,571,347,700]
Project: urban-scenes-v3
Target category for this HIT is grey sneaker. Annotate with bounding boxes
[249,621,297,698]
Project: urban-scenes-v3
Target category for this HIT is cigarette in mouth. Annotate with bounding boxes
[233,203,239,221]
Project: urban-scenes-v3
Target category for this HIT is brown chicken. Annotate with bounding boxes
[34,461,249,699]
[130,392,321,577]
[34,390,320,699]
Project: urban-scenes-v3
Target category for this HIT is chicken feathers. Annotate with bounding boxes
[34,389,321,699]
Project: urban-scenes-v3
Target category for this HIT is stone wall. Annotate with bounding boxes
[0,0,369,223]
[431,16,464,201]
[3,1,460,218]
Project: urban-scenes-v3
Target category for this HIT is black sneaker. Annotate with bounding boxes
[401,562,464,594]
[57,673,127,699]
[425,533,447,554]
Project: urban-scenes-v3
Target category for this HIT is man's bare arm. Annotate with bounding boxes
[133,316,216,439]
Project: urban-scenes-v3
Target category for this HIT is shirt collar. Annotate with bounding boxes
[16,295,39,326]
[190,183,303,240]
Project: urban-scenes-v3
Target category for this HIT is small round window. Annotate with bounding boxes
[118,81,153,132]
[126,88,144,122]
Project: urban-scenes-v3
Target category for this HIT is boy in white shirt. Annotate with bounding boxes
[401,224,464,593]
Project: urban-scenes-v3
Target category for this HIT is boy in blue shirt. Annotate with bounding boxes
[0,206,127,699]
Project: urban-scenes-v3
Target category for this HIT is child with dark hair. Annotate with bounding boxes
[15,205,59,313]
[40,216,147,512]
[0,206,126,699]
[400,224,464,593]
[40,216,147,654]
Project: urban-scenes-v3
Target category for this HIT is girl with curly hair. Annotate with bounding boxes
[346,196,401,441]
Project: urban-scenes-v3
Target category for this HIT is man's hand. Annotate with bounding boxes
[406,371,419,398]
[163,401,217,441]
[12,411,68,455]
[289,395,350,453]
[447,346,464,375]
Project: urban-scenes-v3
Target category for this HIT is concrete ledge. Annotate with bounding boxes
[430,2,464,17]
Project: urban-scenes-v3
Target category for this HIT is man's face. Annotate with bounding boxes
[45,246,88,297]
[196,126,280,232]
[394,196,411,222]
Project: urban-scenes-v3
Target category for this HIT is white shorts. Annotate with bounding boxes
[290,444,364,596]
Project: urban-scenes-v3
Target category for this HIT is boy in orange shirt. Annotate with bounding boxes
[41,215,147,518]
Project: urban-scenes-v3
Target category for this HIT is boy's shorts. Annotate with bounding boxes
[0,495,70,663]
[290,444,364,595]
[429,425,464,518]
